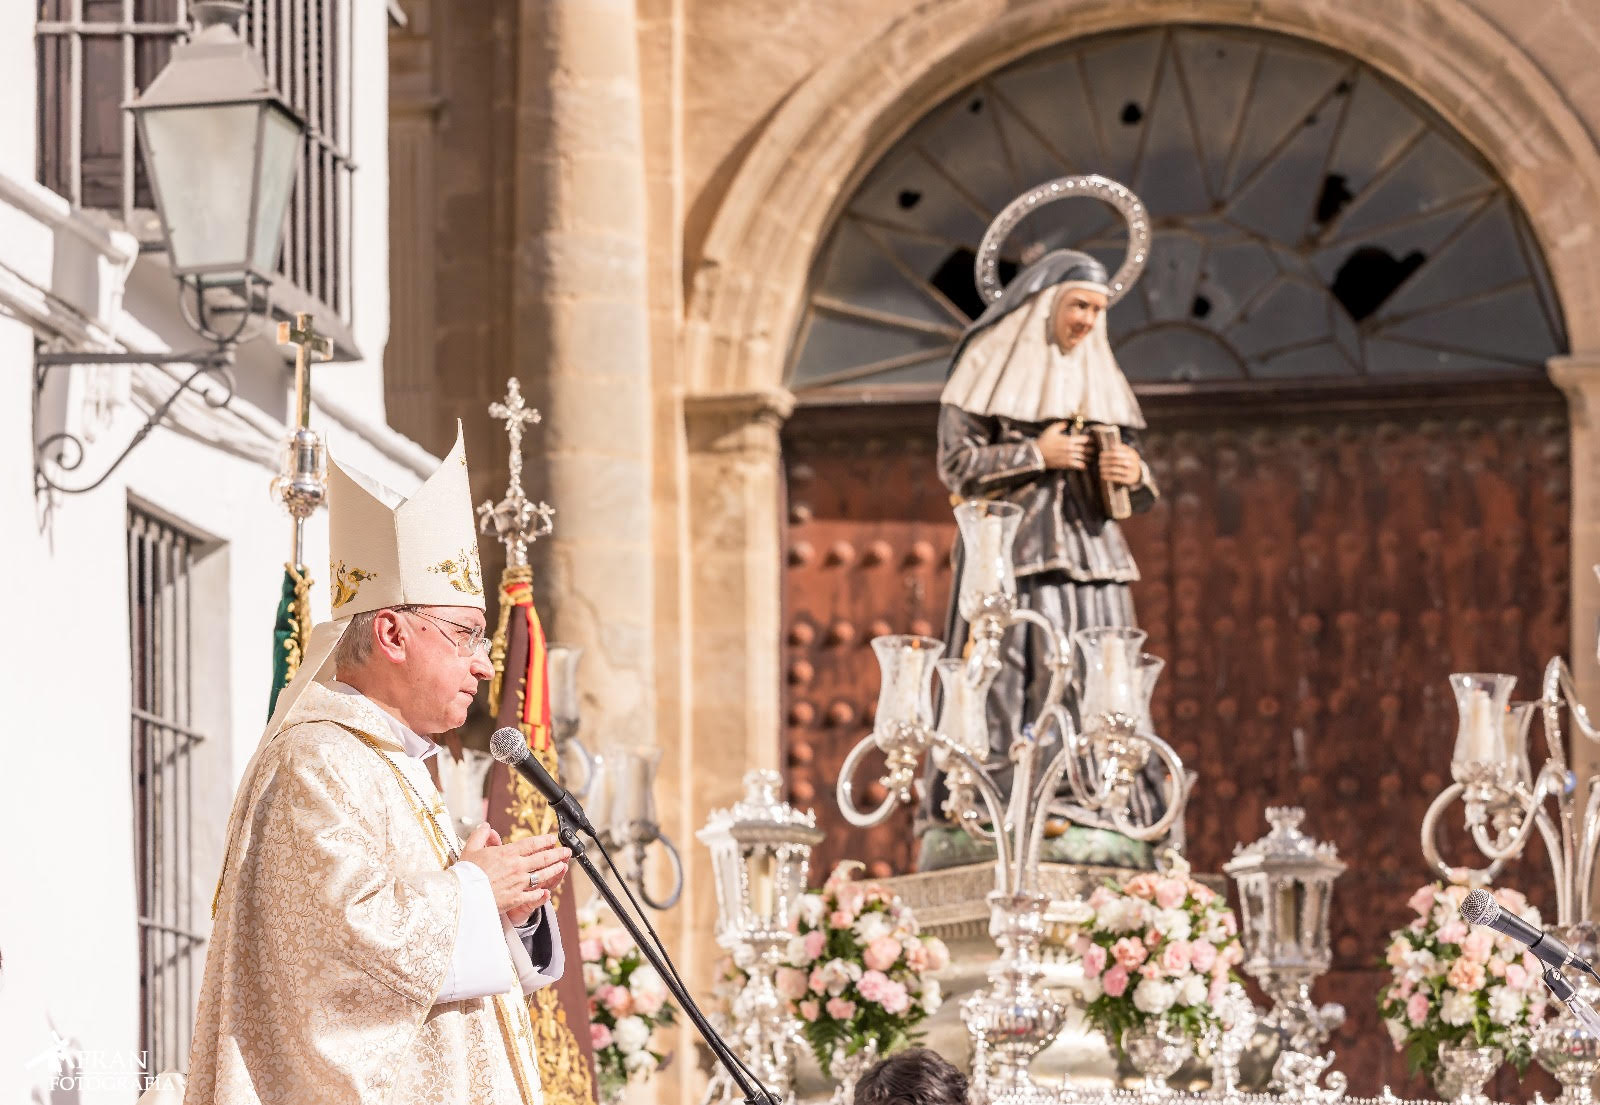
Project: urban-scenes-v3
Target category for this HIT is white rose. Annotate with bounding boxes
[1384,1017,1408,1047]
[800,894,826,927]
[854,912,892,943]
[1133,978,1177,1016]
[921,978,943,1013]
[1178,974,1208,1007]
[786,936,809,964]
[1059,899,1096,926]
[819,958,860,996]
[1077,977,1103,1003]
[1524,906,1544,929]
[624,1050,656,1077]
[1154,909,1192,941]
[1116,899,1153,933]
[1489,987,1525,1027]
[613,1015,652,1054]
[1440,989,1476,1027]
[583,962,606,990]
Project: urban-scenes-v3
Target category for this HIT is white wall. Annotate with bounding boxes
[0,6,422,1103]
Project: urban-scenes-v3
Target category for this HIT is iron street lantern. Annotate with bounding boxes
[126,1,304,291]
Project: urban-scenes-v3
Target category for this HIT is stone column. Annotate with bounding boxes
[667,387,792,1104]
[512,0,654,743]
[1551,354,1600,797]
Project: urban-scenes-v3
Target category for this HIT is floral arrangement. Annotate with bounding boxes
[1063,855,1245,1049]
[1377,882,1548,1076]
[747,862,950,1076]
[578,902,677,1100]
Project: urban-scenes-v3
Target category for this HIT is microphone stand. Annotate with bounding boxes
[1541,967,1600,1037]
[556,817,781,1105]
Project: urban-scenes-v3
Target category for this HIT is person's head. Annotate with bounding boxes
[1050,283,1109,350]
[853,1048,969,1105]
[333,603,492,734]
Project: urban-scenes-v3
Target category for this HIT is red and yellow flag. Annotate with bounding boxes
[487,567,598,1105]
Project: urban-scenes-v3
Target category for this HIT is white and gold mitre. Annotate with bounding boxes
[326,428,485,617]
[262,424,484,742]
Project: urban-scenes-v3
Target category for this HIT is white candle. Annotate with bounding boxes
[968,514,1005,596]
[749,853,776,923]
[1101,636,1136,716]
[1462,690,1501,764]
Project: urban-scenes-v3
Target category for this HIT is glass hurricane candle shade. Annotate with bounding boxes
[871,635,942,742]
[935,657,990,762]
[1449,673,1524,787]
[1077,627,1152,723]
[546,644,582,739]
[955,500,1022,620]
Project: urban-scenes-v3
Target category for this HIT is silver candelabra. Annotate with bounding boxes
[835,500,1190,1105]
[1419,650,1600,1105]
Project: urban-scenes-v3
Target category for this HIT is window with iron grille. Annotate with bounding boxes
[127,506,208,1074]
[37,0,354,318]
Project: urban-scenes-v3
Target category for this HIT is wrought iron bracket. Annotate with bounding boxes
[34,346,236,496]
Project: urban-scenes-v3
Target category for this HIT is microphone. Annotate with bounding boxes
[1460,888,1600,982]
[490,726,597,837]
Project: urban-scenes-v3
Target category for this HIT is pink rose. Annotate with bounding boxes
[1112,937,1148,970]
[1154,879,1188,910]
[1385,939,1410,968]
[591,1023,613,1050]
[1444,885,1471,909]
[1406,991,1430,1026]
[1208,977,1227,1005]
[809,967,826,993]
[1159,940,1192,976]
[1088,887,1116,909]
[580,937,604,963]
[1448,958,1486,992]
[1125,874,1160,900]
[603,985,634,1017]
[858,969,890,1003]
[1506,963,1530,990]
[864,935,903,973]
[799,999,820,1022]
[1103,965,1130,997]
[880,980,911,1015]
[1221,912,1238,937]
[825,996,857,1020]
[829,910,854,928]
[1222,941,1244,967]
[924,937,951,971]
[1408,885,1437,916]
[601,927,634,959]
[1139,961,1162,980]
[1461,931,1494,965]
[1436,921,1468,945]
[803,929,827,962]
[776,967,810,1002]
[1083,944,1108,978]
[1190,941,1218,973]
[1487,956,1507,978]
[1192,884,1217,906]
[906,943,930,972]
[1494,888,1529,913]
[836,885,867,917]
[1395,977,1414,1002]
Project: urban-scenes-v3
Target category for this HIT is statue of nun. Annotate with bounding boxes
[918,247,1168,869]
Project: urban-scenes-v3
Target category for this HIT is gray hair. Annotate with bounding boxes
[333,606,418,674]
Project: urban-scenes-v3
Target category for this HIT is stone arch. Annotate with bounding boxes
[670,6,1600,990]
[684,0,1600,402]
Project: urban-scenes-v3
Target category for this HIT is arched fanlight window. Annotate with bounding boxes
[785,25,1568,400]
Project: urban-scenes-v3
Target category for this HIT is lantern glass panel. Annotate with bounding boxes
[250,103,300,275]
[140,102,260,278]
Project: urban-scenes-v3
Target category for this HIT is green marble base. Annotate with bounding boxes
[917,823,1158,872]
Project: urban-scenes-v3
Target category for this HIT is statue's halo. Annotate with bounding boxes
[974,174,1151,307]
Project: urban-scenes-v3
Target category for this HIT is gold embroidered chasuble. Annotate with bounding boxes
[186,682,548,1105]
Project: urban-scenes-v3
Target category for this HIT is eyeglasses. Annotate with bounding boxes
[401,608,491,657]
